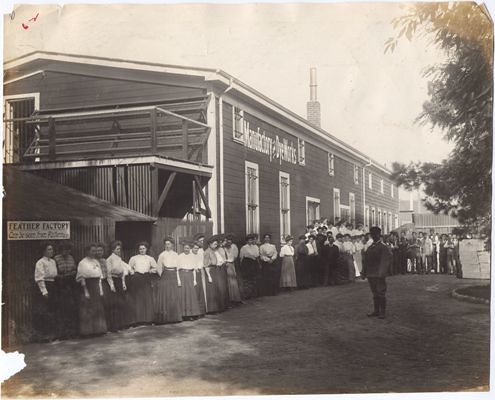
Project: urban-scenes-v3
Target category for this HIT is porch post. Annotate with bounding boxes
[151,108,158,155]
[182,120,189,160]
[48,117,56,161]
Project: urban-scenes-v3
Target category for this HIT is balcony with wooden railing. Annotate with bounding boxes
[20,97,211,165]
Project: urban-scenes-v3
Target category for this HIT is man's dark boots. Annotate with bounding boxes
[378,298,386,319]
[367,298,380,317]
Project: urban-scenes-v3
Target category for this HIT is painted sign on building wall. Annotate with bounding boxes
[7,221,71,240]
[242,119,298,165]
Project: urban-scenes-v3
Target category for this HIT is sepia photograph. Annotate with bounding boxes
[1,1,493,398]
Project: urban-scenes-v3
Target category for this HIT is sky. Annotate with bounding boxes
[3,2,459,170]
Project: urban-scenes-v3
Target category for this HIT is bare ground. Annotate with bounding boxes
[2,274,490,397]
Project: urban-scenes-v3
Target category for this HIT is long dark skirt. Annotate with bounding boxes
[129,273,154,324]
[195,269,207,315]
[55,275,79,338]
[179,270,201,317]
[216,265,229,308]
[205,266,223,313]
[124,274,137,327]
[79,278,107,336]
[102,278,128,332]
[295,255,311,289]
[32,281,60,342]
[240,258,260,299]
[154,269,183,323]
[225,262,242,302]
[260,260,279,296]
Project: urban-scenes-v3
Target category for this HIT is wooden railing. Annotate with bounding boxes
[22,99,211,164]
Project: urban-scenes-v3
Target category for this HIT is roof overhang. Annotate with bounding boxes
[4,51,392,175]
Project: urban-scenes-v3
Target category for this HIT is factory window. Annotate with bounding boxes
[333,188,341,223]
[298,139,306,165]
[3,94,39,164]
[306,196,320,226]
[279,171,291,243]
[371,207,376,226]
[245,161,259,235]
[353,165,359,184]
[365,206,370,230]
[328,153,335,176]
[391,183,395,198]
[388,212,393,234]
[233,106,245,143]
[378,208,382,229]
[380,179,384,194]
[349,192,356,225]
[394,214,399,229]
[368,172,372,189]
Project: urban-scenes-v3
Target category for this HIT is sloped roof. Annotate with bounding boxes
[2,167,155,222]
[4,51,392,175]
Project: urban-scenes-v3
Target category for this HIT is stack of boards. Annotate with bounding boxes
[459,239,490,280]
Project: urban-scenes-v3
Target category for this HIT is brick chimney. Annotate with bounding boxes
[307,67,321,128]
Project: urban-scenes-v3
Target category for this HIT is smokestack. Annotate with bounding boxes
[307,67,321,127]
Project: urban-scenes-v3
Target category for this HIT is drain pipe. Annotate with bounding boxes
[218,77,234,233]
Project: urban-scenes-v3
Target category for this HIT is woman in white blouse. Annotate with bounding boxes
[280,236,297,290]
[155,238,183,324]
[33,242,60,341]
[105,241,132,330]
[191,242,207,315]
[178,243,201,319]
[76,243,107,336]
[128,242,156,325]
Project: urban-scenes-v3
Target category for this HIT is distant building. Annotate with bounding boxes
[399,189,459,234]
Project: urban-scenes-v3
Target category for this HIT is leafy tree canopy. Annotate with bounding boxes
[386,2,493,238]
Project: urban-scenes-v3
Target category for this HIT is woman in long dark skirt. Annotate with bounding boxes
[76,244,107,337]
[105,241,131,331]
[53,241,78,339]
[223,235,242,304]
[259,234,279,296]
[295,235,310,289]
[239,234,261,299]
[33,242,60,341]
[128,242,156,325]
[155,239,183,323]
[178,243,202,319]
[203,238,222,313]
[191,242,207,315]
[214,241,230,309]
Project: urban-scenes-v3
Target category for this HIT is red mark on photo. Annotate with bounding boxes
[22,23,29,30]
[28,13,39,22]
[21,13,39,30]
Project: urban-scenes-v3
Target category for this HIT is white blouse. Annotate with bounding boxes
[106,253,129,277]
[34,257,58,282]
[280,245,294,257]
[76,257,103,281]
[157,250,179,273]
[129,254,157,274]
[215,248,227,266]
[178,253,197,270]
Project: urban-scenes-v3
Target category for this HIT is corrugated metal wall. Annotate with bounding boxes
[2,218,115,347]
[33,164,152,216]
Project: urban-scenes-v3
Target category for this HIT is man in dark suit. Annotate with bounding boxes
[362,226,392,319]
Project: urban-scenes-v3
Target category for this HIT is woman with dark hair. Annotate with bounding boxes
[239,234,261,299]
[223,235,242,304]
[280,235,297,290]
[215,236,230,309]
[203,237,223,313]
[259,233,279,296]
[33,242,60,341]
[105,241,131,331]
[191,242,207,315]
[53,241,78,339]
[155,238,183,323]
[76,243,107,336]
[128,241,156,325]
[294,235,309,289]
[178,242,201,319]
